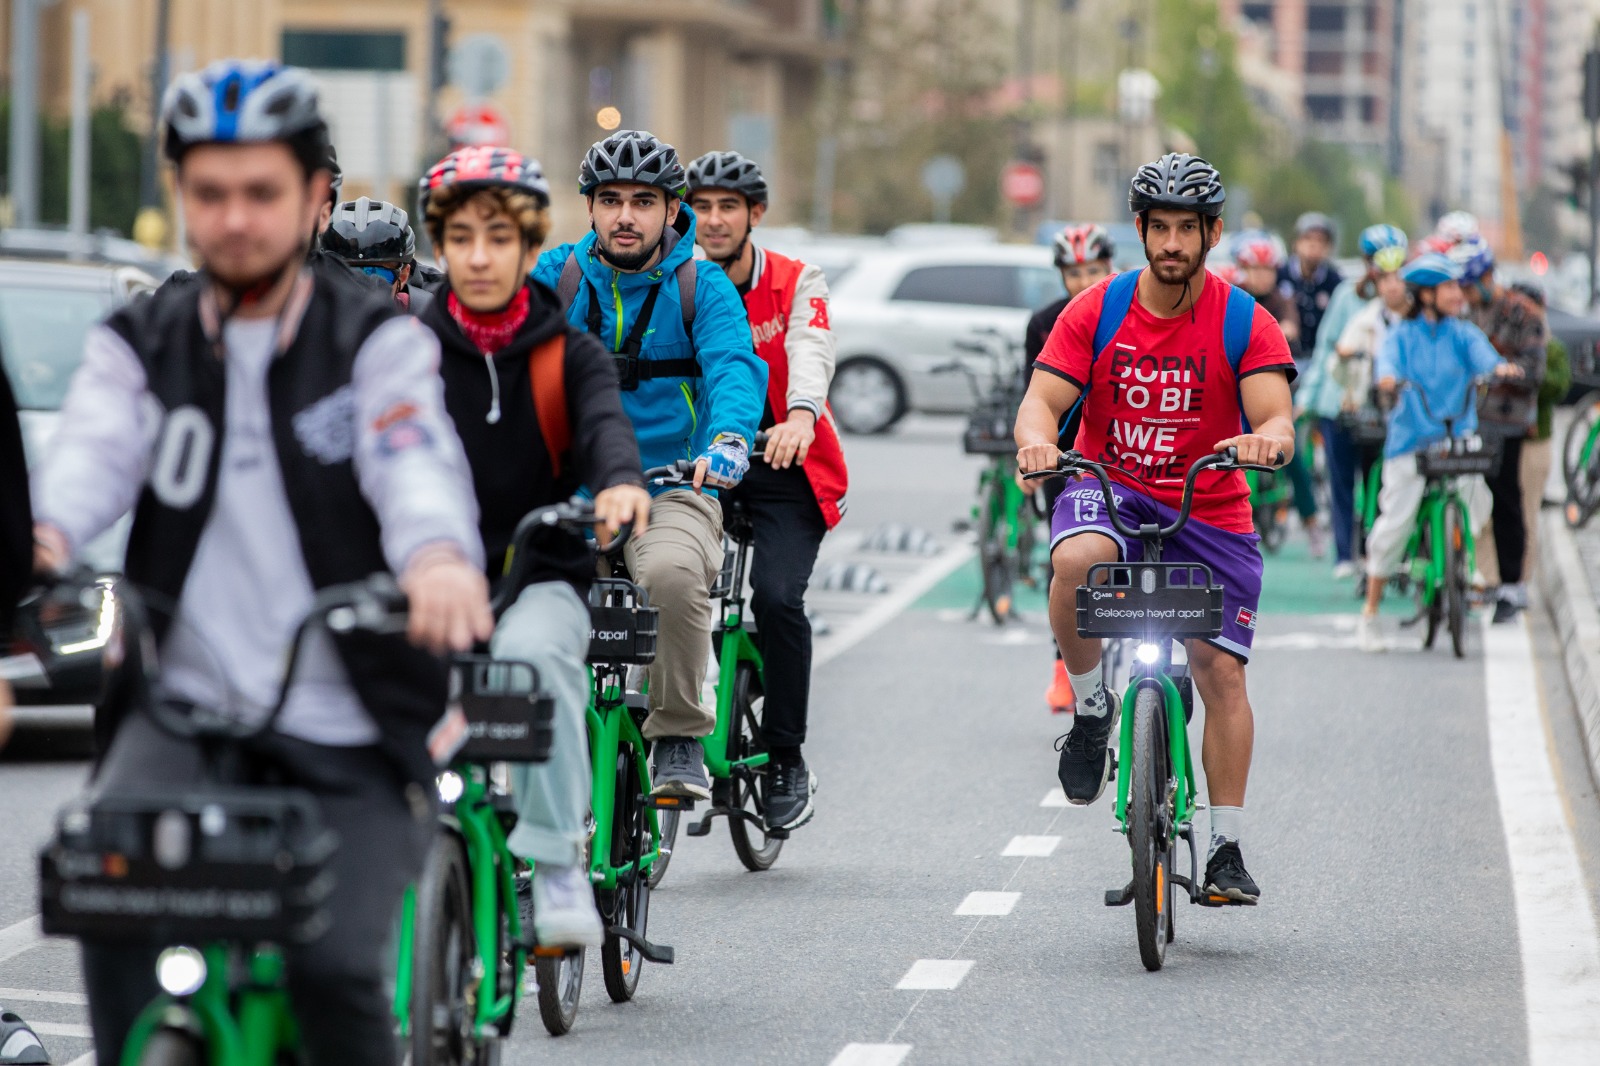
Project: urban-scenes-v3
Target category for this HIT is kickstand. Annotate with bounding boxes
[1104,880,1134,907]
[606,924,674,964]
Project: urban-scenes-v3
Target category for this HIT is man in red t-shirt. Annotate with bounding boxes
[1015,153,1296,904]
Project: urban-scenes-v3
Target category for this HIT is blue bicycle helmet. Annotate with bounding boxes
[1358,223,1407,259]
[1400,253,1461,289]
[1447,234,1495,284]
[162,60,326,164]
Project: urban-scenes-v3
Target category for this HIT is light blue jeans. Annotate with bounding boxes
[491,581,591,869]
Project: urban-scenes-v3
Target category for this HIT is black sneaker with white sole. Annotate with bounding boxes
[1203,841,1260,904]
[1055,697,1118,805]
[650,736,712,801]
[764,755,816,830]
[1491,596,1522,625]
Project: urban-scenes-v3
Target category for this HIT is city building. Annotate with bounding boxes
[0,0,835,243]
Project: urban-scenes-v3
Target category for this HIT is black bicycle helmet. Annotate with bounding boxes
[326,144,343,204]
[579,130,687,197]
[686,150,769,206]
[1127,153,1226,217]
[321,197,415,264]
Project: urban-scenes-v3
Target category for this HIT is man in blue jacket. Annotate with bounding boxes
[534,129,765,800]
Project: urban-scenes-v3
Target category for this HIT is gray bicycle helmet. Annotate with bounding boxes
[1294,211,1337,241]
[1128,153,1226,217]
[686,151,769,206]
[579,130,688,197]
[322,198,415,263]
[162,60,326,164]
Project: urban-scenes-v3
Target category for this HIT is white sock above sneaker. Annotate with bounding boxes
[1067,662,1108,718]
[1208,805,1243,859]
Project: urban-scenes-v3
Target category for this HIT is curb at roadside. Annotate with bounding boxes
[1538,509,1600,788]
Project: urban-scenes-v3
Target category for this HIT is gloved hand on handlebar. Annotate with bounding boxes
[693,434,750,492]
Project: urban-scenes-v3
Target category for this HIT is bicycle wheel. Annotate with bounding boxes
[411,834,496,1065]
[534,949,585,1036]
[1562,393,1600,526]
[645,807,680,889]
[135,1029,205,1066]
[599,746,649,1003]
[1417,517,1441,650]
[729,663,785,871]
[1129,685,1174,972]
[1445,502,1468,659]
[980,542,1015,625]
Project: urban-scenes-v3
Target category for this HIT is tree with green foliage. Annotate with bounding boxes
[1250,140,1416,252]
[0,91,143,236]
[1150,0,1262,189]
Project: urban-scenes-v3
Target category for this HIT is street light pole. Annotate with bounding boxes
[139,0,171,210]
[8,0,43,228]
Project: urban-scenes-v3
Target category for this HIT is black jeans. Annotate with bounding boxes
[723,460,828,751]
[80,713,431,1066]
[1487,434,1526,585]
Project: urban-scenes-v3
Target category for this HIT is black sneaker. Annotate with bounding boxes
[650,737,712,801]
[1491,596,1521,625]
[1203,841,1260,904]
[764,755,817,830]
[1054,696,1117,805]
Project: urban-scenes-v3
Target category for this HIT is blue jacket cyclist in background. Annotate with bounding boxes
[533,129,766,801]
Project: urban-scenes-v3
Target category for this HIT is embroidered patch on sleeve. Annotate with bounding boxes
[808,297,831,330]
[373,401,420,432]
[1235,607,1257,630]
[376,418,435,457]
[292,385,357,465]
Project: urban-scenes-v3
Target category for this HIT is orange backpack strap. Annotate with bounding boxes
[529,334,570,478]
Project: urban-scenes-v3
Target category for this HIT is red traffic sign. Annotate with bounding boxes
[446,102,510,147]
[1000,161,1046,208]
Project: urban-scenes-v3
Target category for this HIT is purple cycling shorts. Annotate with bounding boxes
[1049,477,1265,662]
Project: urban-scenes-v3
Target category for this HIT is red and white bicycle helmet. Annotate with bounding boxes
[1051,223,1115,267]
[418,146,551,214]
[1231,229,1286,269]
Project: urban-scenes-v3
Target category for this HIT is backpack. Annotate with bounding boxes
[528,334,570,477]
[555,253,696,341]
[555,253,699,390]
[1066,268,1260,433]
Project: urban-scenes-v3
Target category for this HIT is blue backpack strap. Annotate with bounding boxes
[1222,285,1258,432]
[1062,269,1142,438]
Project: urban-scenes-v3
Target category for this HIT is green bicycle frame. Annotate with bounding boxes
[705,602,768,779]
[1401,478,1474,608]
[121,946,296,1066]
[975,456,1028,556]
[1112,669,1198,838]
[587,670,662,891]
[392,763,526,1042]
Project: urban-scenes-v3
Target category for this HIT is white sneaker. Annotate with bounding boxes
[531,864,604,949]
[1357,614,1386,653]
[1331,561,1356,581]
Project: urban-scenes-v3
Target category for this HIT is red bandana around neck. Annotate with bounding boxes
[447,286,531,356]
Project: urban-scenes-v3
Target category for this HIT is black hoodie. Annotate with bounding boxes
[419,280,642,596]
[0,364,30,637]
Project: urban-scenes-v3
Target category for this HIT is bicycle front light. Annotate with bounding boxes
[436,770,465,804]
[156,946,207,997]
[1136,642,1161,665]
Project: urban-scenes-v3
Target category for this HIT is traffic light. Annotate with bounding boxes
[431,12,452,94]
[1567,159,1591,210]
[1586,47,1600,125]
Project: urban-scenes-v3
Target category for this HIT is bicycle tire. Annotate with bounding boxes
[729,664,784,871]
[534,949,585,1036]
[411,834,496,1066]
[980,544,1015,625]
[1563,394,1600,528]
[600,746,649,1003]
[135,1028,205,1066]
[645,807,680,889]
[1419,517,1441,650]
[1129,685,1172,972]
[1446,502,1467,659]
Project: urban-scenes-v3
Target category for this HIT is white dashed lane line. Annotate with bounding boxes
[1040,787,1069,808]
[895,960,974,991]
[1001,834,1060,857]
[0,914,42,964]
[828,1045,912,1066]
[954,892,1019,917]
[0,986,87,1005]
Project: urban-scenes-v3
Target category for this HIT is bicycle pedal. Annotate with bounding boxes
[1197,892,1257,908]
[530,945,573,959]
[766,825,790,840]
[640,794,696,811]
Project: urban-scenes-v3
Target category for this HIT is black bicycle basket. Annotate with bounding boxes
[39,785,337,945]
[449,655,554,763]
[1339,407,1388,447]
[962,393,1020,455]
[587,578,659,665]
[707,538,737,600]
[1416,436,1494,478]
[1075,563,1224,639]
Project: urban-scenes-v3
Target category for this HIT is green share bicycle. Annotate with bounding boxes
[1027,447,1280,971]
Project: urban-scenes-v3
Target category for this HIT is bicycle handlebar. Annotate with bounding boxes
[493,498,634,616]
[644,432,770,488]
[1393,376,1491,432]
[1022,447,1283,544]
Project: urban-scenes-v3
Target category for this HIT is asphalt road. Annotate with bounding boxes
[3,415,1599,1065]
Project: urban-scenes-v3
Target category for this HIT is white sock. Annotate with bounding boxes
[1067,662,1108,718]
[1209,805,1243,858]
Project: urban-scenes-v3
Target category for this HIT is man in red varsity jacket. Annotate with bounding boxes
[688,151,848,831]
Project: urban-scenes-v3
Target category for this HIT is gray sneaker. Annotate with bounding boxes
[650,737,711,801]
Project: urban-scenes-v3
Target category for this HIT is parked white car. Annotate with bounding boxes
[826,244,1064,434]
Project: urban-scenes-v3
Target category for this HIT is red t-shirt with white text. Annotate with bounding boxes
[1034,272,1294,534]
